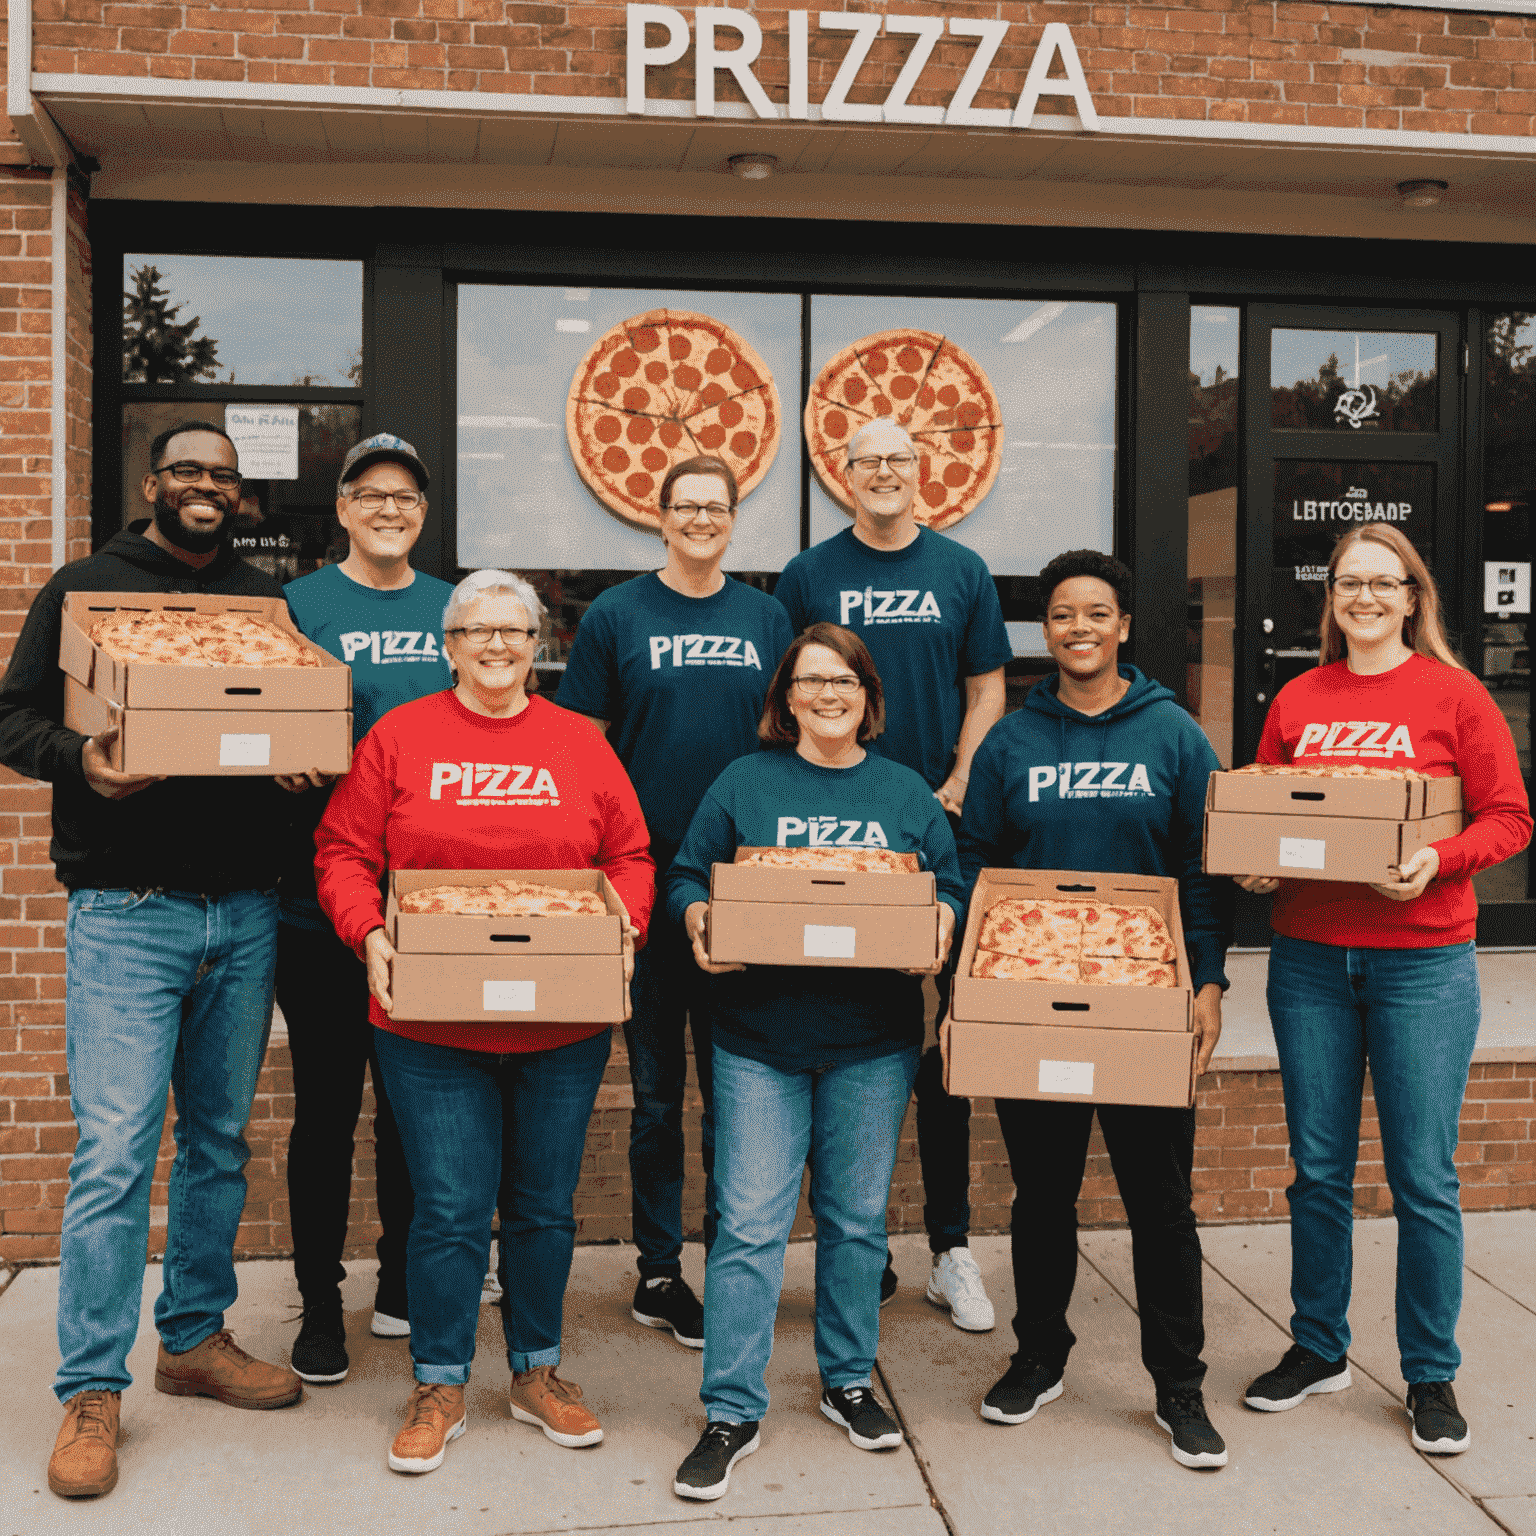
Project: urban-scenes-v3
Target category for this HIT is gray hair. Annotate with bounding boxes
[443,569,547,636]
[845,416,916,465]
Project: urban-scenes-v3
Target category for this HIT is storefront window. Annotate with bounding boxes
[1188,306,1238,766]
[122,255,362,386]
[807,297,1117,577]
[1271,328,1437,433]
[1476,312,1534,907]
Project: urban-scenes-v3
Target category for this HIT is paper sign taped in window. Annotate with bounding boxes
[483,979,537,1012]
[1278,836,1327,870]
[804,924,857,959]
[1038,1059,1094,1096]
[219,733,271,767]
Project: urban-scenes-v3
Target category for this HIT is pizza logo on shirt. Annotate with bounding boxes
[648,634,764,670]
[340,631,442,665]
[777,816,888,847]
[1294,721,1415,759]
[838,589,943,627]
[1028,762,1154,801]
[429,762,560,807]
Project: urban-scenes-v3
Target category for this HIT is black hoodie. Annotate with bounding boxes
[0,523,292,892]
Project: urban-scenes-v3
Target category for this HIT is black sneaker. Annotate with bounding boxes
[673,1421,760,1500]
[1244,1343,1351,1411]
[632,1275,705,1349]
[1407,1381,1471,1454]
[291,1297,348,1384]
[1155,1386,1229,1469]
[820,1384,903,1450]
[980,1357,1064,1425]
[879,1262,898,1308]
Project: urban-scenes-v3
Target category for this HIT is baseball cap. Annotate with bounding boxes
[337,433,430,495]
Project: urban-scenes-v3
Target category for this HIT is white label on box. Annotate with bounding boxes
[219,733,271,767]
[1278,836,1326,871]
[1039,1059,1094,1096]
[483,980,536,1012]
[804,924,856,958]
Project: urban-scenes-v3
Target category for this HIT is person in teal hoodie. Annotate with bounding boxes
[666,622,967,1503]
[955,549,1233,1471]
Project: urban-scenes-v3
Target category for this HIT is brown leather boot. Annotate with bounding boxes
[48,1390,121,1498]
[509,1365,603,1447]
[155,1330,302,1409]
[388,1382,467,1474]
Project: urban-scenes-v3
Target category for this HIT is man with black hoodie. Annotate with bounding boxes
[0,421,304,1502]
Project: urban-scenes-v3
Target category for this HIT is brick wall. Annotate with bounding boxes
[25,1,1536,140]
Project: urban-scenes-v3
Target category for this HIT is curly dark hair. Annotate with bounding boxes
[1038,549,1132,613]
[759,622,886,746]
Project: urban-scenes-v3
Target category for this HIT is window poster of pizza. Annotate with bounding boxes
[457,286,800,573]
[806,298,1118,577]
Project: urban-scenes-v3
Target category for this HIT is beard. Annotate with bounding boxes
[153,492,231,555]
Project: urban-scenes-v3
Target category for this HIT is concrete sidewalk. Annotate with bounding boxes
[1,1217,1532,1535]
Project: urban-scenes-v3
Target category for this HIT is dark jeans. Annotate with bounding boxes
[624,897,717,1277]
[276,921,413,1305]
[375,1026,610,1380]
[996,1097,1206,1392]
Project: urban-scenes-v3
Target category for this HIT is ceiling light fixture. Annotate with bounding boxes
[728,153,778,181]
[1397,179,1448,208]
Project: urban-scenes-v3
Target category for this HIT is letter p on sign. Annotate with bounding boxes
[627,5,690,113]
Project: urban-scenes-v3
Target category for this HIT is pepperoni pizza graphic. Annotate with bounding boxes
[566,309,781,530]
[804,329,1005,531]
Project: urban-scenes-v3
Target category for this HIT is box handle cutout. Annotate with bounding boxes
[490,934,532,943]
[810,879,847,887]
[224,687,262,696]
[1051,1001,1090,1012]
[1055,883,1097,892]
[1289,791,1325,801]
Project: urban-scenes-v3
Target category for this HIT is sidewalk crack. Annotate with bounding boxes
[876,1357,958,1536]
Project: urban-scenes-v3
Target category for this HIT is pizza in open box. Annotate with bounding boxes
[1079,904,1176,963]
[1079,956,1178,988]
[978,898,1083,958]
[737,847,921,875]
[398,880,607,918]
[971,949,1079,983]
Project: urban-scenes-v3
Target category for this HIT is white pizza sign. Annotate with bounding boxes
[626,7,1099,130]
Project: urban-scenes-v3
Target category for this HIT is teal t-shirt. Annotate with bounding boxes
[279,562,456,927]
[666,748,966,1071]
[774,527,1013,789]
[555,572,793,857]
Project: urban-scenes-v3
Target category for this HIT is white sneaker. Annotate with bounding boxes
[925,1247,995,1332]
[481,1240,503,1306]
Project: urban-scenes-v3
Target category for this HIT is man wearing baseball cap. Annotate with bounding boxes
[277,434,455,1384]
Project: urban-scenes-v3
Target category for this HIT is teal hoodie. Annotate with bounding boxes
[956,665,1231,992]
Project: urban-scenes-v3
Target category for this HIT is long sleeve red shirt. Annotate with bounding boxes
[1256,654,1531,948]
[315,691,655,1053]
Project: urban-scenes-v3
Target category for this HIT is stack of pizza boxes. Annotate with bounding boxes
[59,592,352,775]
[385,870,630,1024]
[706,849,942,969]
[1203,767,1463,883]
[944,870,1198,1110]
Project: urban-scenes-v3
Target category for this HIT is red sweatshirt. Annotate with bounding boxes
[315,691,655,1053]
[1256,654,1531,948]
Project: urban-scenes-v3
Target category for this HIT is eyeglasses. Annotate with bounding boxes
[349,489,424,513]
[791,674,863,697]
[1329,575,1417,598]
[446,625,539,649]
[664,501,734,522]
[158,460,241,490]
[847,452,917,474]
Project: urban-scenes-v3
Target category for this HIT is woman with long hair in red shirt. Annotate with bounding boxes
[1235,525,1530,1456]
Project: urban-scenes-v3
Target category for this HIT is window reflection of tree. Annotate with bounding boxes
[1271,350,1436,432]
[122,264,220,384]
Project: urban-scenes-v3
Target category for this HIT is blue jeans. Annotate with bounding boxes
[373,1026,609,1384]
[56,888,279,1403]
[1267,933,1481,1383]
[625,897,716,1277]
[702,1042,919,1424]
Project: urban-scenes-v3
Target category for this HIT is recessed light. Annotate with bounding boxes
[1397,179,1448,208]
[728,153,778,181]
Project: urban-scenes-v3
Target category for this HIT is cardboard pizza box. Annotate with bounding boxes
[950,869,1192,1033]
[64,674,352,776]
[385,869,628,1024]
[707,848,939,969]
[1203,807,1465,884]
[941,1018,1197,1109]
[60,591,352,713]
[1206,770,1462,821]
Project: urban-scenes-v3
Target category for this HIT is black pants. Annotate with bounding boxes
[276,921,414,1306]
[913,1041,971,1253]
[996,1097,1206,1392]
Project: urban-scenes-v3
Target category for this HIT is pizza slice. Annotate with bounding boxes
[854,331,946,423]
[684,388,777,488]
[910,425,1004,531]
[971,948,1080,983]
[1080,903,1177,963]
[977,898,1083,958]
[1079,956,1179,988]
[738,847,920,874]
[398,884,506,915]
[90,612,214,667]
